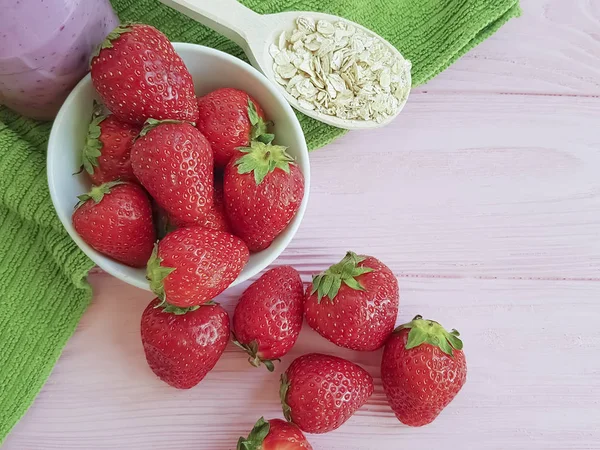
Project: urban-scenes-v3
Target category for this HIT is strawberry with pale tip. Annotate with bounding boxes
[381,315,467,427]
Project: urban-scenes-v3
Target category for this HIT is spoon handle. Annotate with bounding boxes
[158,0,261,48]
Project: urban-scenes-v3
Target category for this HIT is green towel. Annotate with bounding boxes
[0,0,520,442]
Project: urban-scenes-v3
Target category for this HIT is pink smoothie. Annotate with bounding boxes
[0,0,119,120]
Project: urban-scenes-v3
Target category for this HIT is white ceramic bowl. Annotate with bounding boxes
[48,43,310,291]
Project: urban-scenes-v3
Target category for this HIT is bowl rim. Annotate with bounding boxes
[47,42,310,291]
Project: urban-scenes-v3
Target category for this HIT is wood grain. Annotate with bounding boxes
[282,93,600,280]
[4,0,600,448]
[4,274,600,450]
[417,0,600,96]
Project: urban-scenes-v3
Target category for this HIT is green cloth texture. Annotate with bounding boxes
[0,0,520,443]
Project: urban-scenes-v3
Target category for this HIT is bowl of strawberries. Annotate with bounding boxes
[47,24,309,299]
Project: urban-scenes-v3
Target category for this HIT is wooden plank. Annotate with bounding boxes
[278,93,600,280]
[4,274,599,449]
[418,0,600,96]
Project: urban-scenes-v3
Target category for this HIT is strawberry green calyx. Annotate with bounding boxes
[231,336,278,372]
[146,244,194,315]
[162,300,214,315]
[311,251,374,303]
[235,141,295,185]
[237,417,271,450]
[280,373,293,422]
[146,244,174,301]
[139,118,183,137]
[159,302,200,315]
[397,315,464,357]
[146,245,202,315]
[81,102,108,175]
[91,24,133,60]
[75,180,125,209]
[247,99,274,145]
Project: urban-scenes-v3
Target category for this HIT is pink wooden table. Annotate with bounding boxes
[4,1,600,449]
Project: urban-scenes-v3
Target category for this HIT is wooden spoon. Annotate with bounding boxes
[159,0,411,130]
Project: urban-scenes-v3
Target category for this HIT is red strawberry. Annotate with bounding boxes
[232,266,304,371]
[91,24,198,125]
[168,175,232,233]
[381,315,467,427]
[72,181,155,267]
[304,251,399,351]
[197,88,272,168]
[141,299,230,389]
[147,226,249,310]
[224,142,304,252]
[237,417,313,450]
[81,105,141,185]
[280,353,374,434]
[131,119,214,227]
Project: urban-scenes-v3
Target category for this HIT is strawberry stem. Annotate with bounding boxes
[75,180,125,209]
[396,315,464,357]
[146,244,176,302]
[234,141,295,185]
[310,251,374,303]
[81,101,107,175]
[158,303,200,315]
[231,336,278,372]
[247,99,274,145]
[237,417,270,450]
[280,373,293,422]
[90,24,133,60]
[139,118,184,137]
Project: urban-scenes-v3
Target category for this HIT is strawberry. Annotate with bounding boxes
[141,299,230,389]
[196,88,273,168]
[131,119,214,227]
[91,24,198,125]
[381,315,467,426]
[224,142,304,252]
[72,181,155,267]
[168,175,232,233]
[81,104,141,185]
[280,353,374,434]
[232,266,304,371]
[147,226,249,310]
[304,251,399,351]
[237,417,313,450]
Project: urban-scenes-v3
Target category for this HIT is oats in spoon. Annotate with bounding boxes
[270,16,412,124]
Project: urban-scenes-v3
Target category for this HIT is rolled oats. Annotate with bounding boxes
[272,16,411,123]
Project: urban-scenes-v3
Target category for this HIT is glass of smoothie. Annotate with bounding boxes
[0,0,119,120]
